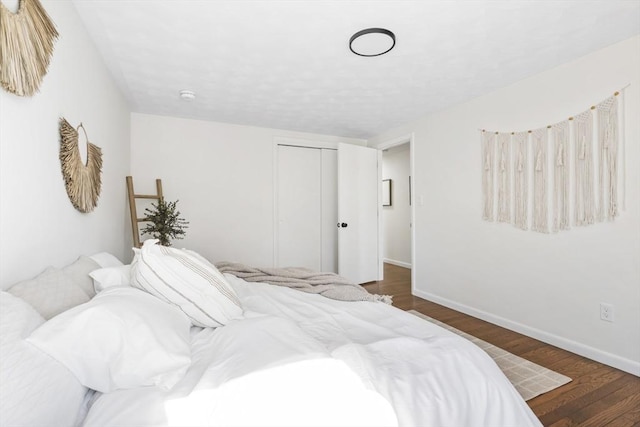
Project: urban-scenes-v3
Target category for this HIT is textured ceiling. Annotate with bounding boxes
[72,0,640,139]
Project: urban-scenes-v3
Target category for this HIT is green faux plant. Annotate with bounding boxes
[141,199,189,246]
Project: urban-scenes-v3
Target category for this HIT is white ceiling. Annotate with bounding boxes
[72,0,640,139]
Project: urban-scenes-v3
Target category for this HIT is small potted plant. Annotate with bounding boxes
[141,199,189,246]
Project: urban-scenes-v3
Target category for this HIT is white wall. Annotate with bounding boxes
[369,36,640,375]
[0,1,130,289]
[382,145,411,267]
[130,113,365,267]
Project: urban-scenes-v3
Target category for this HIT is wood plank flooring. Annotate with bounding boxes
[362,263,640,426]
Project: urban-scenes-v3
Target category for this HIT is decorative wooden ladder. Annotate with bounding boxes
[126,176,163,248]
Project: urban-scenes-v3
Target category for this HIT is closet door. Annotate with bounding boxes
[321,149,338,273]
[276,143,379,282]
[277,145,322,270]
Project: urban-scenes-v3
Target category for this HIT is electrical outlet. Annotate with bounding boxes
[600,303,614,322]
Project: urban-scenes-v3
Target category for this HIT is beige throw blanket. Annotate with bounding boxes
[215,262,392,304]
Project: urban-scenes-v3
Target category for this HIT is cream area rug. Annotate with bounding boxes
[408,310,571,401]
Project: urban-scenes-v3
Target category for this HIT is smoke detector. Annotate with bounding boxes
[179,90,196,101]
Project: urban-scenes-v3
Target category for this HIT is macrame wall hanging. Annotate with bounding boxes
[496,133,511,223]
[480,89,626,234]
[552,121,570,232]
[481,131,495,221]
[531,128,548,233]
[513,132,528,230]
[0,0,58,96]
[597,95,619,222]
[573,110,594,226]
[59,118,103,213]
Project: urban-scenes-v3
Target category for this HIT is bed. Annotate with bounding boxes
[0,240,542,427]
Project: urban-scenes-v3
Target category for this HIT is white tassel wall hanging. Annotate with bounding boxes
[496,133,511,223]
[552,121,570,232]
[573,110,595,226]
[513,132,528,230]
[480,88,626,233]
[481,131,495,221]
[597,94,619,221]
[620,90,626,211]
[531,128,548,233]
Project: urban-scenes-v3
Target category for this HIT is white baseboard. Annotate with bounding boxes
[383,258,412,269]
[413,289,640,377]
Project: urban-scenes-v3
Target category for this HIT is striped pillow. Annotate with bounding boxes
[130,240,243,327]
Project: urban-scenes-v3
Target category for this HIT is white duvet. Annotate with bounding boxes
[83,275,542,427]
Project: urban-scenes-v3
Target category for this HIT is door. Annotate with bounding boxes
[277,145,322,271]
[321,149,338,272]
[337,143,379,284]
[276,145,338,273]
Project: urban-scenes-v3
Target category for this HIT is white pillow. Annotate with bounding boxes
[62,256,101,298]
[130,240,243,327]
[0,292,87,427]
[89,252,125,268]
[89,265,131,293]
[27,287,192,393]
[8,267,91,319]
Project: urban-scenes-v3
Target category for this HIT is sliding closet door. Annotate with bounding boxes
[277,145,322,271]
[321,149,338,273]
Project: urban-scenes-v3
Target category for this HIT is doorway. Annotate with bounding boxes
[377,134,415,289]
[382,143,411,268]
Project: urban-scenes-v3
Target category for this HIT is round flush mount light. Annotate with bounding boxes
[349,28,396,57]
[179,90,196,101]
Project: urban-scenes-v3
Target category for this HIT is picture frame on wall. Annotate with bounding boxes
[382,179,392,206]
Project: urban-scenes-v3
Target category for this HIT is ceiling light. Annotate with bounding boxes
[349,28,396,57]
[179,90,196,101]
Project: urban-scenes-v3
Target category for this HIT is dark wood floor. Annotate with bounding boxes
[363,263,640,427]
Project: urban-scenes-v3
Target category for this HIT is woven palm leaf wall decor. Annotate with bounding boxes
[0,0,58,96]
[59,118,103,213]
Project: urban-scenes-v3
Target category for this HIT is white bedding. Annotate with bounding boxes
[82,274,542,427]
[83,316,396,426]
